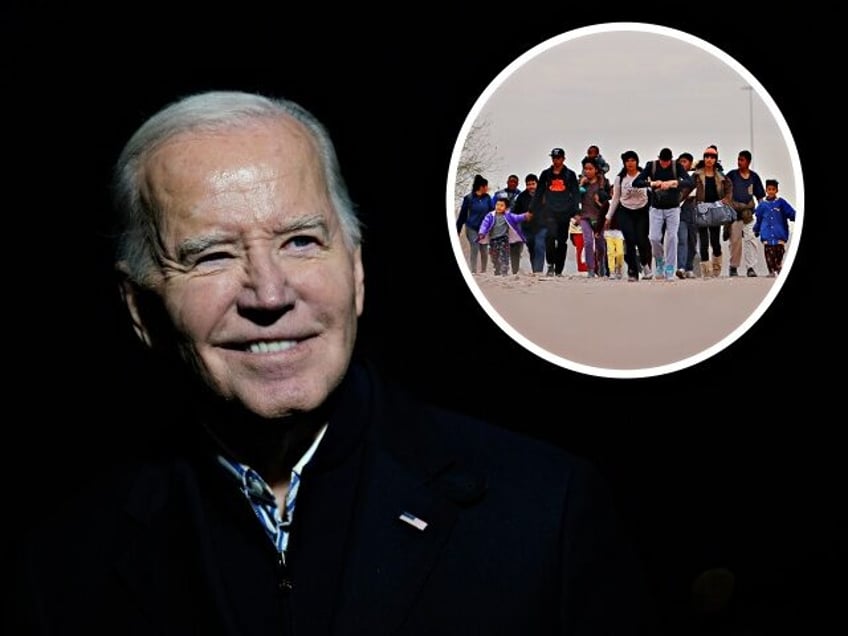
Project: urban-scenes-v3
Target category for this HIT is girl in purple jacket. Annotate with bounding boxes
[477,197,532,275]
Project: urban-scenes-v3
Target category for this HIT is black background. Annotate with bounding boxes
[8,10,840,635]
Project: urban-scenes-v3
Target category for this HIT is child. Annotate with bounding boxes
[586,145,611,175]
[605,217,625,279]
[477,196,532,276]
[753,179,796,276]
[569,216,588,273]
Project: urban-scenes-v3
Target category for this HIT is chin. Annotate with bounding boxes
[235,372,345,420]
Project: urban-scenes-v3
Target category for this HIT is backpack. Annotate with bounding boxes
[650,159,677,180]
[649,160,679,207]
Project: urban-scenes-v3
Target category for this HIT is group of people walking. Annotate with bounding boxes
[456,145,796,281]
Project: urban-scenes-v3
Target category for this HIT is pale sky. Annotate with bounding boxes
[468,28,799,208]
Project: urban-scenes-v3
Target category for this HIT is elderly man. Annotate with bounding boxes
[12,91,643,635]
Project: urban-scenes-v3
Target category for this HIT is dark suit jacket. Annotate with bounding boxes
[12,362,645,635]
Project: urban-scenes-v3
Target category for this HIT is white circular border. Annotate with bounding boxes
[445,22,804,379]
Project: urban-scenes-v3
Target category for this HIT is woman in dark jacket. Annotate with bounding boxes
[456,174,494,273]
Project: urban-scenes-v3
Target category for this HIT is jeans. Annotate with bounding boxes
[677,217,698,271]
[649,206,680,270]
[525,227,548,273]
[464,226,488,273]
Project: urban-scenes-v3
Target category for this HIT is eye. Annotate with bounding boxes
[195,251,235,266]
[286,235,321,250]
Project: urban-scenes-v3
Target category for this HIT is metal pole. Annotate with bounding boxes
[741,85,754,156]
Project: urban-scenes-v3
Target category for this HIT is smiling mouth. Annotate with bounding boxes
[245,340,299,354]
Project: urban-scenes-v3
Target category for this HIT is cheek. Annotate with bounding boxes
[164,277,238,340]
[296,259,360,322]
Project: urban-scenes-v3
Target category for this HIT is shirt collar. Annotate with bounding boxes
[216,423,329,492]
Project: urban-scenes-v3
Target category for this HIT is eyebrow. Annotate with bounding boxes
[174,213,331,262]
[278,213,330,240]
[175,232,234,262]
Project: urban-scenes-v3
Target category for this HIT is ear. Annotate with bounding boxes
[116,262,154,348]
[352,245,365,317]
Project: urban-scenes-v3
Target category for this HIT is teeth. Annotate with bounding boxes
[248,340,296,354]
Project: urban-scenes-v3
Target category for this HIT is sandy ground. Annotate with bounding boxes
[461,238,780,371]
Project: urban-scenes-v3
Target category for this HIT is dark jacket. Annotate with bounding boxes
[531,165,580,221]
[633,161,694,209]
[456,192,494,233]
[513,188,540,233]
[12,362,646,635]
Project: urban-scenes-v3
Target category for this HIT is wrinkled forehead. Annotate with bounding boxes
[139,116,328,220]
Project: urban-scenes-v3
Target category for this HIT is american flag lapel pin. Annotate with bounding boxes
[399,511,428,531]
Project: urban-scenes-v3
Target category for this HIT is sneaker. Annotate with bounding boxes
[729,266,738,277]
[747,267,757,277]
[767,271,776,278]
[627,275,638,282]
[587,271,596,278]
[684,270,695,279]
[675,268,686,279]
[665,264,675,280]
[546,265,555,277]
[642,264,653,280]
[655,259,665,280]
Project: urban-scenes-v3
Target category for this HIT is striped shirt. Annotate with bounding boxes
[217,424,328,563]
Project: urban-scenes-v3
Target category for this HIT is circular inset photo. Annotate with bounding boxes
[447,22,803,378]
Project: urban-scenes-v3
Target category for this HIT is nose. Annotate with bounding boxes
[237,251,294,324]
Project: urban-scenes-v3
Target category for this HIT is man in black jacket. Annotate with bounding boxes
[531,148,580,276]
[12,92,645,635]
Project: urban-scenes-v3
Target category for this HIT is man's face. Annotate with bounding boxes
[131,117,364,419]
[552,155,565,168]
[737,155,750,171]
[678,157,692,171]
[525,179,537,195]
[658,159,672,169]
[507,176,519,190]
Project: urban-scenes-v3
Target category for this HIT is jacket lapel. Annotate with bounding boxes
[332,367,488,635]
[335,448,461,635]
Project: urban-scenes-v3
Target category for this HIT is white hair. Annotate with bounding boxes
[113,91,362,286]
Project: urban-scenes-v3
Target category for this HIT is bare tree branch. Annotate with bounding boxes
[454,116,501,212]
